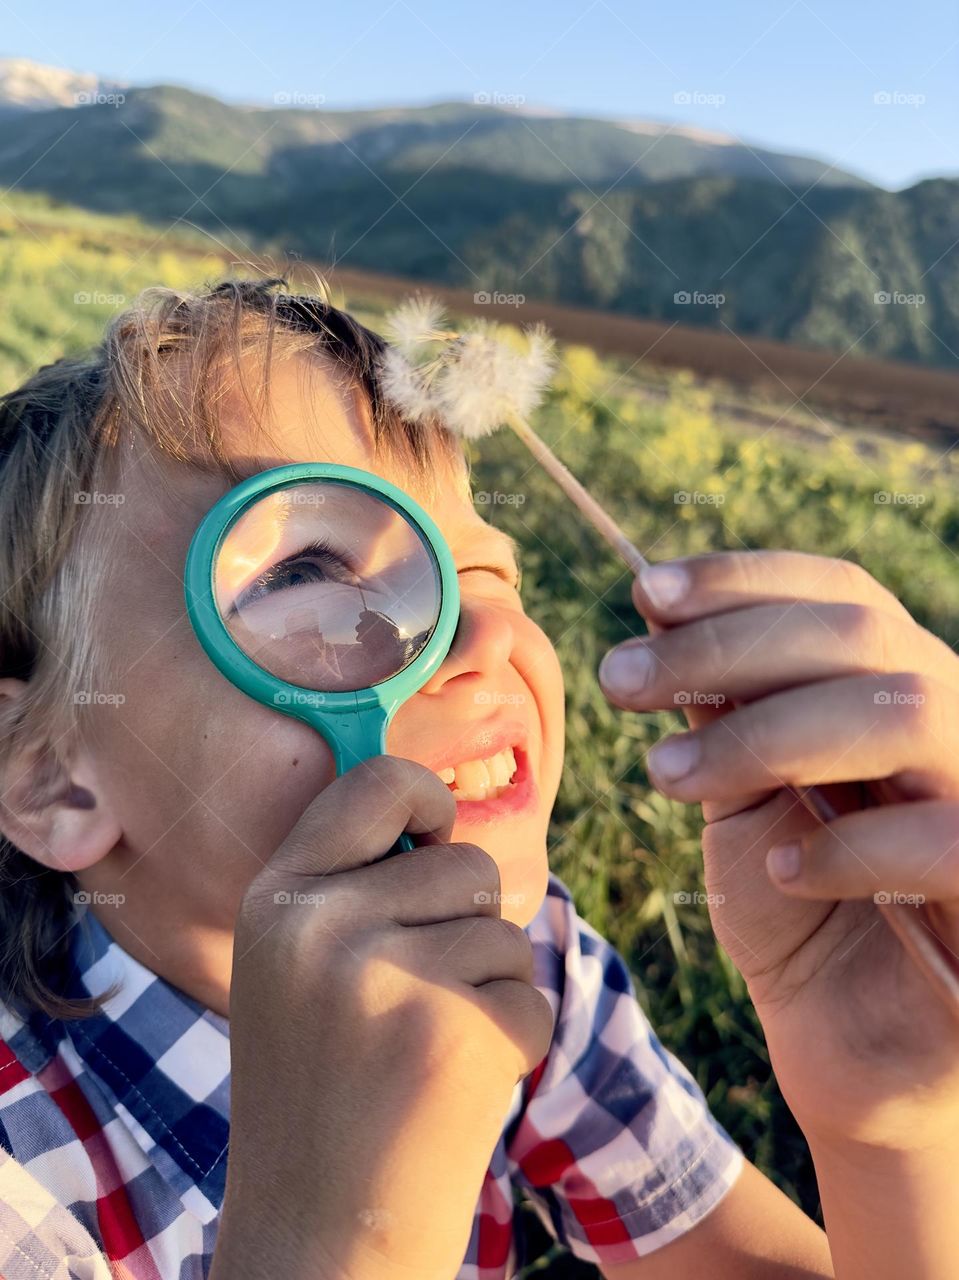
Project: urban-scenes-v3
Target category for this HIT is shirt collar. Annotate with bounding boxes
[26,907,231,1224]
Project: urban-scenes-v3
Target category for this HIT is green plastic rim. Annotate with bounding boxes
[184,463,461,775]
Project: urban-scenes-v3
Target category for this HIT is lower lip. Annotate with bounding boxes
[450,748,537,826]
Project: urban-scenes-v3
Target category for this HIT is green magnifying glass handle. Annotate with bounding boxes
[327,709,416,856]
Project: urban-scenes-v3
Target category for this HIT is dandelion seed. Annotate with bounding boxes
[383,294,450,355]
[377,344,440,423]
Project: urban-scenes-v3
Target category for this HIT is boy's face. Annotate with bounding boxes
[76,351,565,1004]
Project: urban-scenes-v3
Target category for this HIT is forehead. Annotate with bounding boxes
[108,346,516,568]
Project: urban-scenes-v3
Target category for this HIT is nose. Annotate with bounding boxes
[419,600,514,695]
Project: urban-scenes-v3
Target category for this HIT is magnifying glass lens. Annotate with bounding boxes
[213,481,443,693]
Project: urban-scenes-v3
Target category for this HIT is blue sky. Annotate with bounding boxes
[4,0,957,188]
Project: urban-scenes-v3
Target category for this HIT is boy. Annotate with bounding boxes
[0,278,957,1279]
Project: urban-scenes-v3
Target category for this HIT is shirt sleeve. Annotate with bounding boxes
[506,875,744,1268]
[0,1150,113,1280]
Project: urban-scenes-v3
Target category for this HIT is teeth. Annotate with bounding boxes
[436,747,518,801]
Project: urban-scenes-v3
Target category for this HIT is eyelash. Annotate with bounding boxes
[460,565,522,591]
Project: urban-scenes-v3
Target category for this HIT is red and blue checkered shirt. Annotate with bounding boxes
[0,873,743,1278]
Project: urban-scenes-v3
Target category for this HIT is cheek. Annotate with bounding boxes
[512,615,565,770]
[99,617,337,867]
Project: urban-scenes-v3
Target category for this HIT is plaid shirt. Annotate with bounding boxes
[0,873,743,1279]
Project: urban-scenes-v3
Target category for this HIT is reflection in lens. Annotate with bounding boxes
[214,481,442,692]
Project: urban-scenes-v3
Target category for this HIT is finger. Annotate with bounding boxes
[267,756,456,881]
[631,550,913,628]
[600,601,951,713]
[386,915,535,986]
[346,841,504,926]
[765,799,959,904]
[644,671,959,802]
[471,978,555,1080]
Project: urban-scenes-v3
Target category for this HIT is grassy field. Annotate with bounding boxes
[4,191,959,1277]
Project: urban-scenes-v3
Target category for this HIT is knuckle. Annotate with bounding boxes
[453,842,502,894]
[834,602,889,667]
[487,917,534,976]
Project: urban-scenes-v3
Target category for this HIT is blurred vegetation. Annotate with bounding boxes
[3,195,958,1278]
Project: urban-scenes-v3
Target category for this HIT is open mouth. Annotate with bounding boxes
[433,744,536,825]
[437,746,518,802]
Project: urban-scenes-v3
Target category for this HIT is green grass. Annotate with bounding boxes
[4,197,959,1277]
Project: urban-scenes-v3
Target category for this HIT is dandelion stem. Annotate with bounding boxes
[505,412,648,576]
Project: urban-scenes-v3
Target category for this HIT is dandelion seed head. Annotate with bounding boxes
[376,345,439,424]
[383,294,449,355]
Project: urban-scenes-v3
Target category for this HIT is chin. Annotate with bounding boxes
[451,810,550,929]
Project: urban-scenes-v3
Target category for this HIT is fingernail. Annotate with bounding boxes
[599,644,654,698]
[767,843,802,882]
[639,563,689,609]
[647,734,699,783]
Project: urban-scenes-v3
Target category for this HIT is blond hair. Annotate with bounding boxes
[0,274,457,1019]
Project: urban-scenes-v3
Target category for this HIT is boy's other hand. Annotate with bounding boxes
[598,550,959,1154]
[211,756,553,1280]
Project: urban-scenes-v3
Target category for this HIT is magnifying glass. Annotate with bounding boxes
[184,463,461,853]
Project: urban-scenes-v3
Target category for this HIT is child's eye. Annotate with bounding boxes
[234,542,359,611]
[459,565,522,592]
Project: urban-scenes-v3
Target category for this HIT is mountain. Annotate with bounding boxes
[0,56,126,116]
[0,64,954,368]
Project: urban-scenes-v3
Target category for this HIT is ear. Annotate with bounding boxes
[0,679,122,873]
